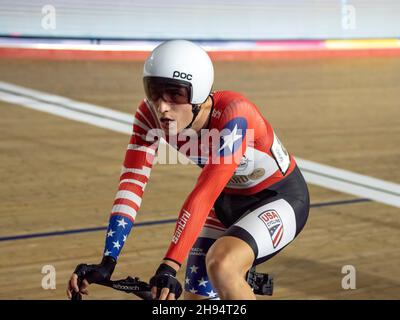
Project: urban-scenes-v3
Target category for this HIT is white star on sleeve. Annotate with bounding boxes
[198,277,208,287]
[189,288,198,294]
[189,265,199,273]
[122,234,127,242]
[117,218,128,228]
[104,249,111,256]
[185,277,190,285]
[206,290,218,298]
[107,229,115,237]
[112,240,121,250]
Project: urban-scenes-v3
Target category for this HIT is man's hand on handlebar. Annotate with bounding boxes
[149,262,182,300]
[67,256,116,299]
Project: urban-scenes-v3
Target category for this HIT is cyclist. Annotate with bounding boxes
[67,40,310,300]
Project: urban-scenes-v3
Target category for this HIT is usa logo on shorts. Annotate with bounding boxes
[258,210,284,248]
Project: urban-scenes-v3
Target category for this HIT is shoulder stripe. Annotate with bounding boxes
[136,107,155,128]
[144,99,161,129]
[133,117,151,132]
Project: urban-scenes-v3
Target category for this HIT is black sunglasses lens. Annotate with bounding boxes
[144,78,190,104]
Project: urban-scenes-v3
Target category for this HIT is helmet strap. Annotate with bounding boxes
[185,104,201,129]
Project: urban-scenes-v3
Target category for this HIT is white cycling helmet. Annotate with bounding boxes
[143,40,214,105]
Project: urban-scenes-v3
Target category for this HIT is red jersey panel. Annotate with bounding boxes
[111,90,296,265]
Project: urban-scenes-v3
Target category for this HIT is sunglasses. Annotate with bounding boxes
[143,77,192,105]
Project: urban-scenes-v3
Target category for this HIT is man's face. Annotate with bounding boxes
[146,83,193,134]
[154,98,193,134]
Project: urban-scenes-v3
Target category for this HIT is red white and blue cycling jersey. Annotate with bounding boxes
[103,90,297,266]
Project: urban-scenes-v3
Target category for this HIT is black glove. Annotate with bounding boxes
[149,263,182,299]
[74,256,116,285]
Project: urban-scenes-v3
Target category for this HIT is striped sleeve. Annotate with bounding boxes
[103,101,160,260]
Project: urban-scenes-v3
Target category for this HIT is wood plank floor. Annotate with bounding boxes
[0,57,399,299]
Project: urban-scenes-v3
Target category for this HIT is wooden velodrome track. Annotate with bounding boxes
[0,55,399,299]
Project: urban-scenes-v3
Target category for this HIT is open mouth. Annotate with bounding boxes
[160,117,176,129]
[160,117,173,122]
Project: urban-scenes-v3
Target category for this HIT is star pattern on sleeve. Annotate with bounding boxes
[104,215,134,260]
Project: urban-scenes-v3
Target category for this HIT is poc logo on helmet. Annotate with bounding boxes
[173,71,192,80]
